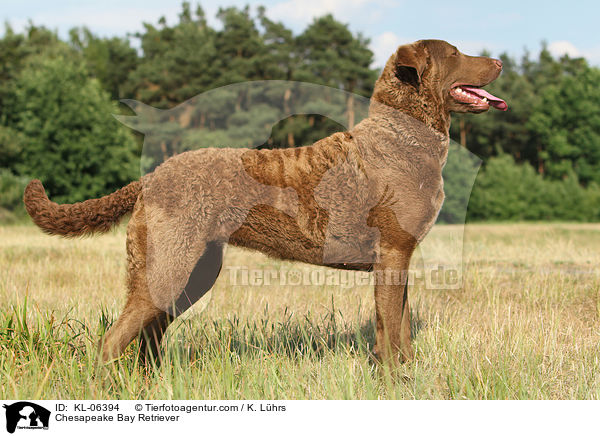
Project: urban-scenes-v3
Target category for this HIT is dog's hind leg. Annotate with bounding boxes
[99,198,164,363]
[137,311,173,366]
[100,294,164,363]
[138,241,223,365]
[100,190,225,364]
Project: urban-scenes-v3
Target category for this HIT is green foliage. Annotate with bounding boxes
[467,154,600,221]
[0,169,28,222]
[0,125,25,169]
[214,6,265,85]
[295,14,376,96]
[126,3,219,107]
[69,27,138,100]
[528,67,600,185]
[13,54,139,203]
[0,24,61,126]
[257,7,296,80]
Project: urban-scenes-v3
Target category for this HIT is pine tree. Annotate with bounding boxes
[69,27,138,100]
[127,2,218,108]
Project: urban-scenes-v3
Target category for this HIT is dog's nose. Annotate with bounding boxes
[493,59,503,70]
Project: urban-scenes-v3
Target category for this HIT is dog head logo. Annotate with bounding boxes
[2,402,50,434]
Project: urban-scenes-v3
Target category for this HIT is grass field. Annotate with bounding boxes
[1,223,599,399]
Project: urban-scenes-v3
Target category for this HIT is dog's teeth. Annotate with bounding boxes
[482,97,488,103]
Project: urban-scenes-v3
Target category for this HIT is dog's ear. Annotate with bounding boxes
[394,43,427,91]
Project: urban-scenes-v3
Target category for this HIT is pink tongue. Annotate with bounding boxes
[462,86,508,111]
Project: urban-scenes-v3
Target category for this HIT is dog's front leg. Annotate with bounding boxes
[372,246,414,366]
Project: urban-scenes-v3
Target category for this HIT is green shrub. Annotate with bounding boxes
[466,154,600,222]
[13,53,139,203]
[0,168,28,223]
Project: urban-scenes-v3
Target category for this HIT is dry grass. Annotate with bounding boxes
[1,223,599,399]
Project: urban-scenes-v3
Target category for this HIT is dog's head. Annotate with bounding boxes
[372,39,506,132]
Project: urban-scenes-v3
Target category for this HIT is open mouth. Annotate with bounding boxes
[450,85,508,111]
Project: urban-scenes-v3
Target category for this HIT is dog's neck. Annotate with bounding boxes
[368,99,450,139]
[365,100,449,161]
[369,93,451,136]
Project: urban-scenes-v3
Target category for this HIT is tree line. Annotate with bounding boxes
[1,2,599,222]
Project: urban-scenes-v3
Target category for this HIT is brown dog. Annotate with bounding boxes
[24,40,506,366]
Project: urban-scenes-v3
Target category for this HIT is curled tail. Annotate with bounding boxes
[23,180,141,237]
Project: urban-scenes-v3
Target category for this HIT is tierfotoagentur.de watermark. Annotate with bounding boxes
[225,265,459,290]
